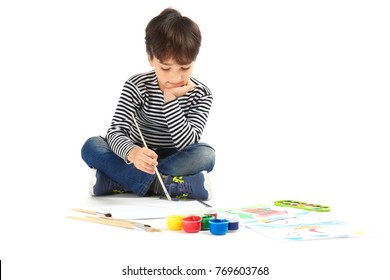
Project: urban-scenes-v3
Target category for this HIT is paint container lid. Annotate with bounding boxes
[203,208,218,215]
[225,214,240,223]
[183,211,203,217]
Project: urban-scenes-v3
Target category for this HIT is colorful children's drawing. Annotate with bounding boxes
[221,204,363,241]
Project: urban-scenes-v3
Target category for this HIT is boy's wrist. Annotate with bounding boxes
[163,92,176,103]
[127,146,141,163]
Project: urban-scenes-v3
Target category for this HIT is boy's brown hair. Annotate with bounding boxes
[145,8,202,65]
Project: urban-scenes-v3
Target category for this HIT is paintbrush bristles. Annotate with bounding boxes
[154,170,171,200]
[70,208,112,217]
[146,228,160,232]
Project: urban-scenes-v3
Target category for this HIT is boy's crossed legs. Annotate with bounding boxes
[81,136,215,200]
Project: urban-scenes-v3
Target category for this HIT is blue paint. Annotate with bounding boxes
[226,214,240,232]
[209,219,229,235]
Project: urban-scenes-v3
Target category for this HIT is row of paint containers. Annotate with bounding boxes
[166,208,240,235]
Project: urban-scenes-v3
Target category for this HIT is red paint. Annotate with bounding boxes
[182,216,202,233]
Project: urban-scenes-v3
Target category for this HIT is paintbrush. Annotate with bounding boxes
[69,208,112,217]
[129,112,172,201]
[99,216,160,231]
[67,215,160,232]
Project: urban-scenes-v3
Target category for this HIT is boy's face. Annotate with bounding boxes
[148,56,194,92]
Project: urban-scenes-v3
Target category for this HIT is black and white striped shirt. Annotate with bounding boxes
[106,70,213,162]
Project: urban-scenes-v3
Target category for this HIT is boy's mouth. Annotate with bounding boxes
[167,82,185,88]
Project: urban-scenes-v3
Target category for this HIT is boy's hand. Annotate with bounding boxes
[127,147,158,174]
[163,81,196,103]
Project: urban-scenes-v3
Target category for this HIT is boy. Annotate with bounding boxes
[81,8,215,201]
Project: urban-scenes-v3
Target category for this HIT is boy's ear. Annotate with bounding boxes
[147,55,154,67]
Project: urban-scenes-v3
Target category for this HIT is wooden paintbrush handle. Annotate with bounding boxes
[68,216,134,229]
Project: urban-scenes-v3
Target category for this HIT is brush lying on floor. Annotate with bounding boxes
[68,208,160,232]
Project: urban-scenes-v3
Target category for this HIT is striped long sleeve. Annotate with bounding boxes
[106,70,213,162]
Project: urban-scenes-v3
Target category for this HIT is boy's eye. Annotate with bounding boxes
[159,65,191,71]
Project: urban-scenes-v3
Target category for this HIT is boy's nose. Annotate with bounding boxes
[169,73,183,84]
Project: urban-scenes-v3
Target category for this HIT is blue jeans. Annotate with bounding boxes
[81,136,216,196]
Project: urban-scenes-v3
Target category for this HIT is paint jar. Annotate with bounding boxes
[226,214,240,232]
[166,215,184,230]
[201,215,213,231]
[203,208,218,219]
[209,219,229,235]
[182,215,202,233]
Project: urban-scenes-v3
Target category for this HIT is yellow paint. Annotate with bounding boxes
[166,215,184,230]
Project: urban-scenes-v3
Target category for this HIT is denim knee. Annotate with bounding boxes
[81,136,108,168]
[200,145,216,172]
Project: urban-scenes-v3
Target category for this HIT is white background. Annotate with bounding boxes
[1,0,389,279]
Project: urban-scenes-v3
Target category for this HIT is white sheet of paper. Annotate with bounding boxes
[79,195,208,220]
